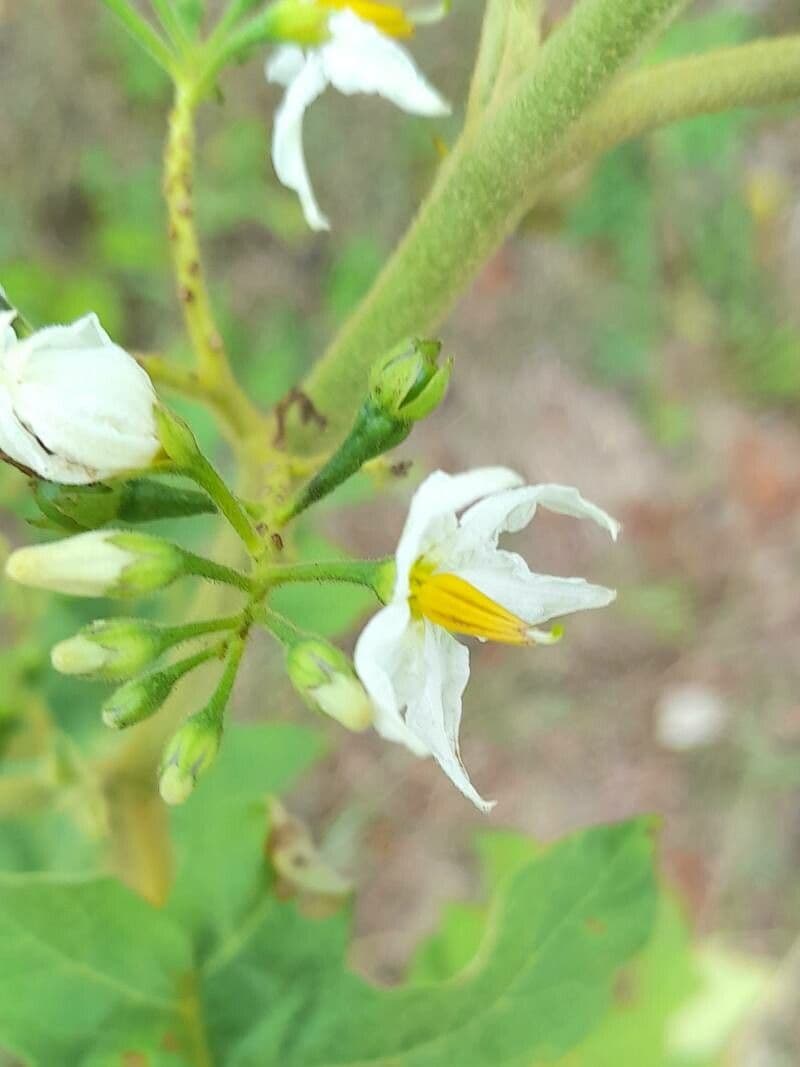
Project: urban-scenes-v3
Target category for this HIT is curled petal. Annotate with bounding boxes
[269,53,330,232]
[455,549,616,629]
[322,10,451,117]
[459,483,621,552]
[404,624,492,812]
[394,467,523,598]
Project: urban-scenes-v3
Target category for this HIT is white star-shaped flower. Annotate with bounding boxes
[265,6,450,231]
[354,468,620,811]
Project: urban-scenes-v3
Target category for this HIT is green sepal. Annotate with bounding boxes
[279,397,410,524]
[33,479,215,531]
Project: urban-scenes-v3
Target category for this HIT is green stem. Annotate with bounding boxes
[149,0,190,49]
[287,0,689,449]
[206,635,246,720]
[187,455,263,557]
[259,558,392,595]
[163,83,265,445]
[550,35,800,177]
[180,549,254,592]
[98,0,177,71]
[253,607,303,647]
[166,613,243,645]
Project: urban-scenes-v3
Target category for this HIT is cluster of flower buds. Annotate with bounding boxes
[0,297,458,807]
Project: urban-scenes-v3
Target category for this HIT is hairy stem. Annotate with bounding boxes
[163,83,265,440]
[287,0,688,449]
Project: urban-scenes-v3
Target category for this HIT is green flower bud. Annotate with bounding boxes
[5,530,187,599]
[154,406,202,470]
[101,670,178,730]
[51,619,171,681]
[287,640,373,732]
[159,709,222,805]
[34,478,215,531]
[369,338,452,423]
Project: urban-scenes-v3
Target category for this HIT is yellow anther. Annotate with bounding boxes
[410,567,534,645]
[320,0,415,37]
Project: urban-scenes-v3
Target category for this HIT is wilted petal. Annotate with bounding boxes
[322,10,450,117]
[269,53,330,232]
[394,467,523,598]
[404,624,493,812]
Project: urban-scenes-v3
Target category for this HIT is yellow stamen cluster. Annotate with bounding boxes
[320,0,414,38]
[409,565,535,646]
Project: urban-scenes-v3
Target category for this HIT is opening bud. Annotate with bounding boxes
[5,530,187,599]
[287,640,373,732]
[369,338,451,423]
[51,619,172,682]
[159,709,223,806]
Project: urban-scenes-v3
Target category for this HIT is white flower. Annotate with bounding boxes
[0,311,160,485]
[265,7,450,231]
[354,468,620,811]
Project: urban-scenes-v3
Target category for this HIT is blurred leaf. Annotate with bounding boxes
[0,874,189,1064]
[167,723,326,953]
[0,819,657,1064]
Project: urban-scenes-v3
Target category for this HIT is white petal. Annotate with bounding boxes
[459,483,621,552]
[354,602,429,756]
[455,549,617,629]
[0,310,17,354]
[6,316,159,483]
[265,45,306,88]
[404,624,493,812]
[322,11,450,117]
[0,383,88,483]
[5,531,132,597]
[270,54,330,232]
[393,467,523,599]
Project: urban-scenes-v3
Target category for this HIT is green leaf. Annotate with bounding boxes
[206,819,657,1065]
[0,874,189,1065]
[0,819,657,1065]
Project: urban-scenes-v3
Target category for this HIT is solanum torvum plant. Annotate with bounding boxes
[1,1,799,1060]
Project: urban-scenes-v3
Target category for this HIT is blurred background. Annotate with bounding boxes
[2,0,800,1059]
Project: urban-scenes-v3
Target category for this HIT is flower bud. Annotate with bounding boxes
[33,478,215,532]
[287,640,373,732]
[369,338,451,423]
[159,710,222,805]
[0,312,161,484]
[5,530,186,599]
[51,619,172,681]
[102,669,178,730]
